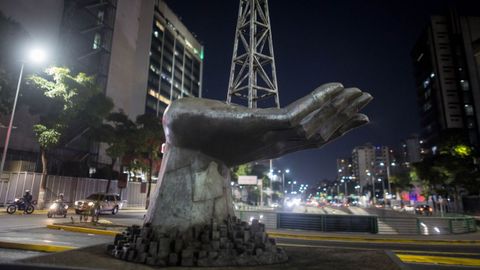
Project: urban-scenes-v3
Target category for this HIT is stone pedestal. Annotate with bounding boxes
[144,145,235,234]
[110,145,287,266]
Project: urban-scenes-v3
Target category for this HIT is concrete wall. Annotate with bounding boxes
[105,0,155,120]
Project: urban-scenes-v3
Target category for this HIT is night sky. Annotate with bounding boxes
[165,0,480,184]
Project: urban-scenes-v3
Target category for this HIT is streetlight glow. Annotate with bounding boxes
[0,46,48,178]
[29,48,47,63]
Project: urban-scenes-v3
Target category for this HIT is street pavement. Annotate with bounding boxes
[0,207,479,269]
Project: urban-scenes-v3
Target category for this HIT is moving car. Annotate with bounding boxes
[415,204,433,216]
[74,193,123,215]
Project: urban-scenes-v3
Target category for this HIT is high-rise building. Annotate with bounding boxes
[400,134,423,166]
[0,0,203,173]
[336,158,354,180]
[352,143,391,195]
[412,12,480,151]
[105,0,203,119]
[144,0,203,116]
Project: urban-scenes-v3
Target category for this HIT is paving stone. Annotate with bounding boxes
[146,256,157,266]
[126,249,136,262]
[174,239,183,253]
[211,240,220,250]
[168,253,178,266]
[135,252,147,263]
[147,241,157,256]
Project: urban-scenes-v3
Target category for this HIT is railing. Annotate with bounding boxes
[236,209,477,235]
[235,210,378,233]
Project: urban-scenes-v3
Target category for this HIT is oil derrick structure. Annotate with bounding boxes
[227,0,280,108]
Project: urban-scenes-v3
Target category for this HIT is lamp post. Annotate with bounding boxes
[278,169,289,196]
[367,170,375,205]
[0,48,47,178]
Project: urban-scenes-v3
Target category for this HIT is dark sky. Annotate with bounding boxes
[165,0,480,185]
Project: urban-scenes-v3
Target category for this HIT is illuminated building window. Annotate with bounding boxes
[93,33,101,49]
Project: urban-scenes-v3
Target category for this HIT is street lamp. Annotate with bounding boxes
[278,169,290,198]
[367,170,375,205]
[0,47,47,177]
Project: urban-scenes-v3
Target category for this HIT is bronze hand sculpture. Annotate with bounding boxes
[145,82,372,232]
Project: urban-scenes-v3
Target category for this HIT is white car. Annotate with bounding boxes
[74,193,123,215]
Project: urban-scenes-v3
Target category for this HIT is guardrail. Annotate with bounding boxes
[236,210,378,233]
[236,209,477,235]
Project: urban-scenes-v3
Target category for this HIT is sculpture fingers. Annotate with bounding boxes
[302,91,372,140]
[300,88,363,139]
[286,83,344,126]
[259,113,370,160]
[312,113,370,144]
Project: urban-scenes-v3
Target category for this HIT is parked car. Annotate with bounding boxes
[74,193,123,215]
[415,204,433,216]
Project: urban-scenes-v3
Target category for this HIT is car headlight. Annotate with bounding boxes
[74,201,79,206]
[88,202,94,206]
[49,203,57,210]
[64,205,69,209]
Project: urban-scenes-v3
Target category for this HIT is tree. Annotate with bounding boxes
[411,133,480,211]
[94,111,135,193]
[29,67,113,208]
[131,114,164,209]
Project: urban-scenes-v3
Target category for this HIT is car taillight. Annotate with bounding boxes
[429,208,432,212]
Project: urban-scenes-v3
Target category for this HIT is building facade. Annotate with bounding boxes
[0,0,203,174]
[400,134,423,166]
[412,13,480,151]
[352,144,391,195]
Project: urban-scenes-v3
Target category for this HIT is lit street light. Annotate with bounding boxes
[0,47,47,177]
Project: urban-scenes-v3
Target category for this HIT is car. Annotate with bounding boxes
[415,204,433,216]
[74,193,123,215]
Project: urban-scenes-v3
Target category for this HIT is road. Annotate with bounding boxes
[1,208,479,269]
[276,236,480,270]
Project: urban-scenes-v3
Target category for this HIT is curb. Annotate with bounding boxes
[384,250,411,270]
[268,232,480,245]
[0,240,74,253]
[46,224,119,236]
[45,224,480,245]
[396,253,480,267]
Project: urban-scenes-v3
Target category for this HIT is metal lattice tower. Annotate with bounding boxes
[227,0,280,108]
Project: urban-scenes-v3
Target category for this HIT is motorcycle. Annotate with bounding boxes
[6,198,35,214]
[47,200,68,218]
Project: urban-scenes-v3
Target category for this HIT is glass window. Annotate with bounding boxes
[465,104,474,116]
[93,33,101,49]
[460,80,470,91]
[97,10,104,25]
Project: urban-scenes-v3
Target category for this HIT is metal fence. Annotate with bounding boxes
[0,171,154,208]
[236,209,477,235]
[236,210,378,233]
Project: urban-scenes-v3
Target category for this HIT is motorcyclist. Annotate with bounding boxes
[57,193,65,208]
[23,190,33,213]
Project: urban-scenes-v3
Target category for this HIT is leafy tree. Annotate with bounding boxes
[29,67,113,208]
[411,133,480,210]
[131,114,164,209]
[94,111,135,193]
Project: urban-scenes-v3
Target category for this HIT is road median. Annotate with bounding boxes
[268,231,480,245]
[0,240,74,253]
[45,224,480,245]
[396,253,480,267]
[46,224,119,236]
